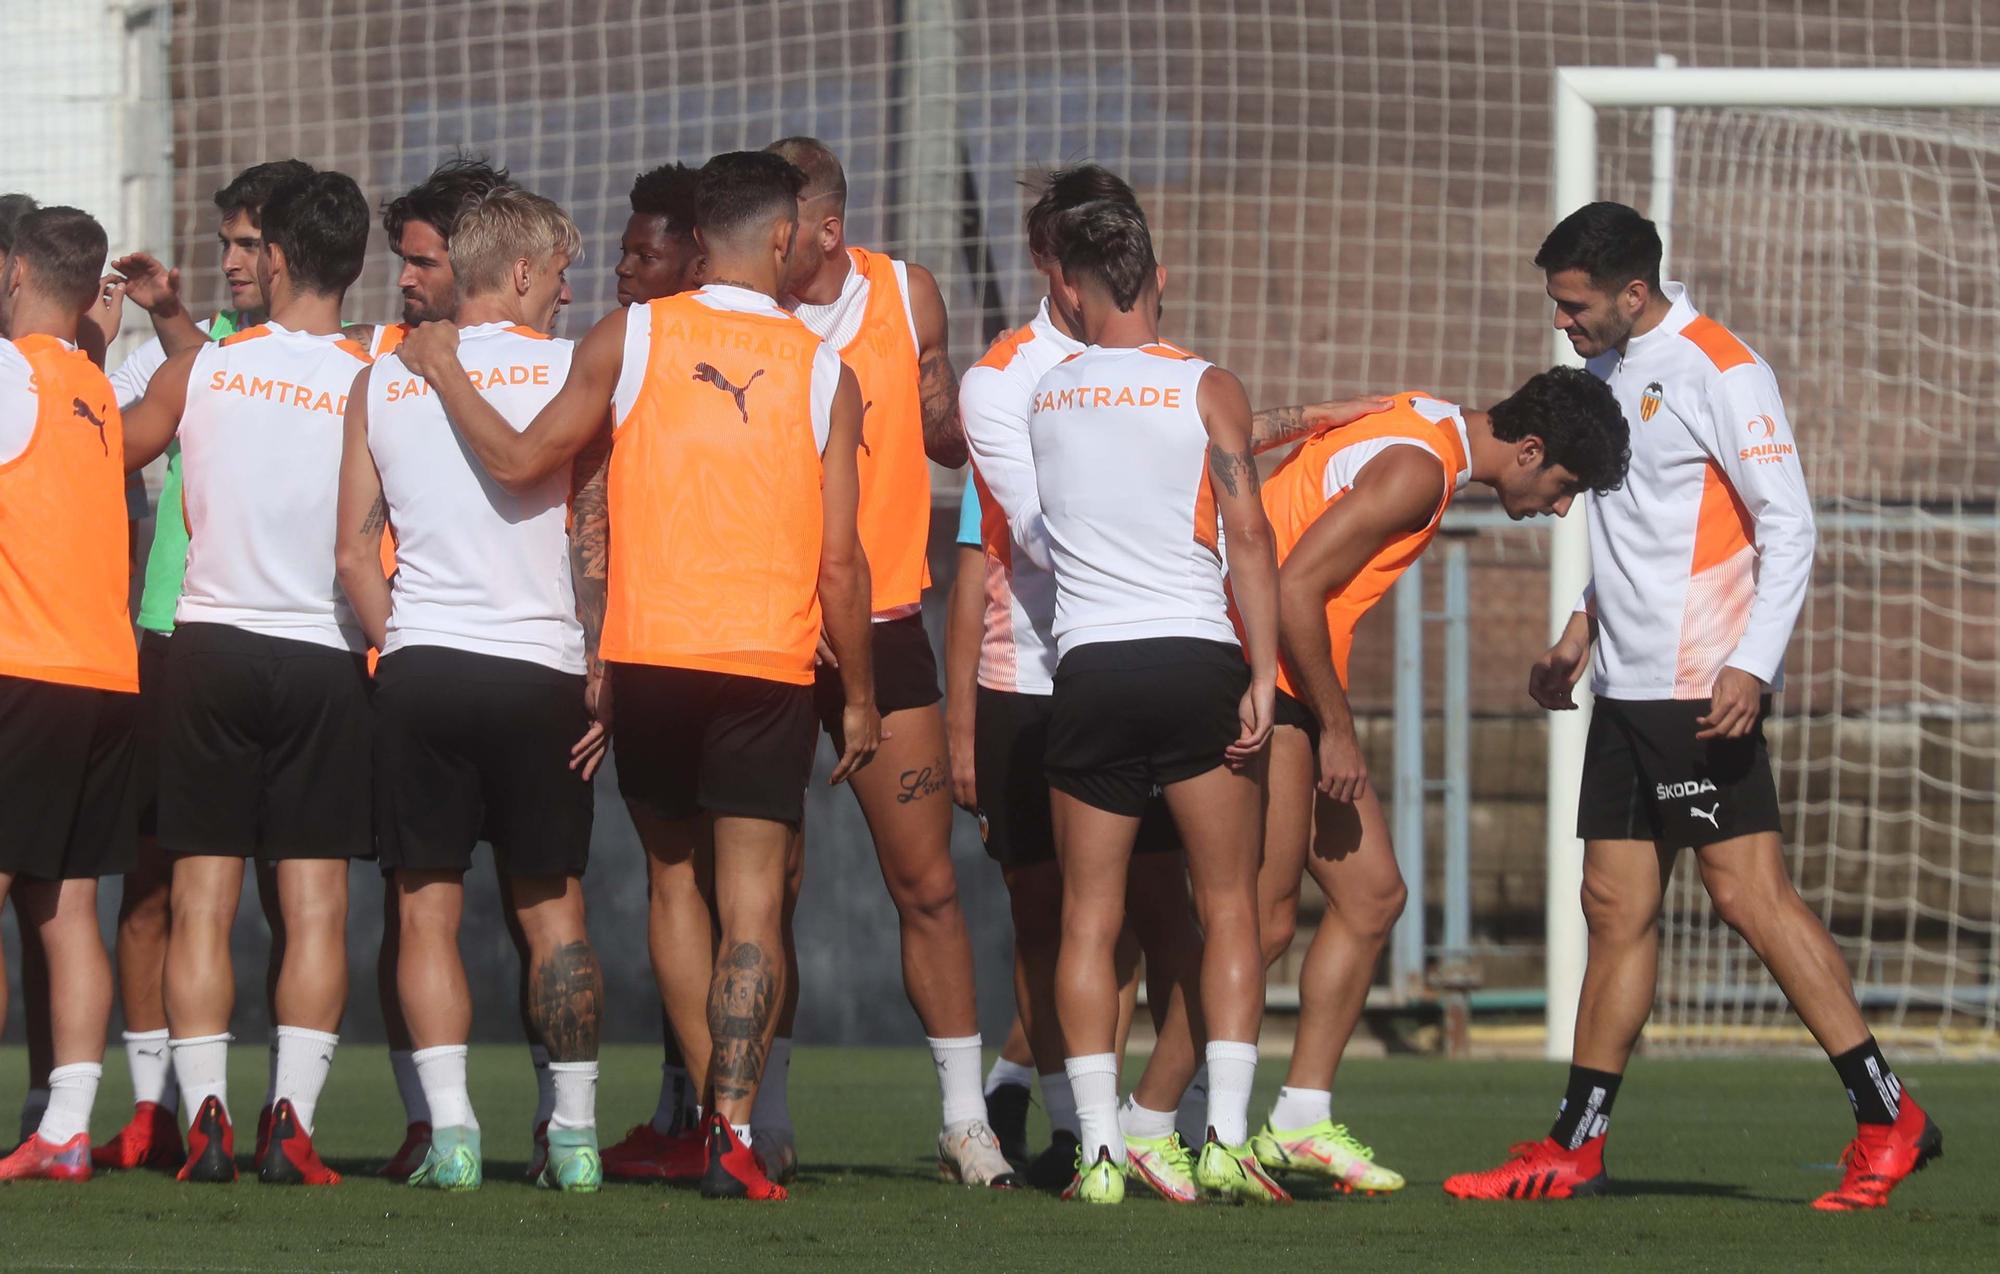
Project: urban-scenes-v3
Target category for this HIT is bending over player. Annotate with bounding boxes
[1251,372,1629,1193]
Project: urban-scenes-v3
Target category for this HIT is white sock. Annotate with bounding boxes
[751,1037,792,1133]
[18,1088,49,1142]
[39,1063,101,1144]
[984,1055,1035,1096]
[273,1026,339,1135]
[1064,1053,1124,1165]
[1174,1064,1209,1147]
[125,1029,176,1110]
[548,1061,597,1132]
[652,1062,692,1134]
[1039,1071,1080,1137]
[170,1033,231,1122]
[928,1034,987,1128]
[263,1040,280,1113]
[389,1048,431,1125]
[730,1121,752,1146]
[530,1044,555,1128]
[1269,1085,1332,1131]
[412,1045,476,1130]
[1118,1093,1176,1141]
[1204,1040,1258,1146]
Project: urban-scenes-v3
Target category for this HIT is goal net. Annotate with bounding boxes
[1593,102,2000,1057]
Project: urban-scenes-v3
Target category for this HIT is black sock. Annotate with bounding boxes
[1549,1065,1621,1149]
[1830,1036,1903,1125]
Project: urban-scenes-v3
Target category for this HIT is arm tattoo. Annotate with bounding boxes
[568,430,612,669]
[527,939,603,1062]
[919,345,968,468]
[706,941,777,1104]
[1249,404,1307,452]
[359,495,389,538]
[1207,441,1259,498]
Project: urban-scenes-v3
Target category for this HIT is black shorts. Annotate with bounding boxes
[814,614,943,745]
[0,675,138,880]
[1045,638,1248,817]
[613,662,818,826]
[1576,696,1782,849]
[134,629,172,837]
[157,623,373,860]
[973,686,1177,867]
[1273,687,1319,742]
[373,646,595,877]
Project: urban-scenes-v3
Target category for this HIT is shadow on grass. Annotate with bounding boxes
[1610,1178,1791,1205]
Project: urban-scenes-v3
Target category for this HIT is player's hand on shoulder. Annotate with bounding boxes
[1696,666,1764,741]
[399,320,460,381]
[1306,395,1394,435]
[831,702,883,785]
[111,252,183,316]
[1317,726,1370,802]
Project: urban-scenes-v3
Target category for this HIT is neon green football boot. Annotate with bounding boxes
[538,1127,603,1193]
[1061,1145,1126,1205]
[408,1125,482,1192]
[1124,1130,1199,1204]
[1250,1118,1406,1194]
[1194,1130,1292,1205]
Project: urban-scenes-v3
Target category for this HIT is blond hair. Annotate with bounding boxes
[447,188,582,297]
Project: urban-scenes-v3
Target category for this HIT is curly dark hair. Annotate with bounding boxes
[381,154,513,247]
[1489,366,1631,494]
[630,162,700,238]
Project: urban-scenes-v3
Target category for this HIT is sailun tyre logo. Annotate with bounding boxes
[1638,381,1664,422]
[1740,414,1794,465]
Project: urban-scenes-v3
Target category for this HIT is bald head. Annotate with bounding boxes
[766,136,846,211]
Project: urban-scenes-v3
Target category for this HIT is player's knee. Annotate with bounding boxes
[1579,873,1655,942]
[888,857,961,924]
[120,885,172,940]
[1259,898,1299,967]
[1348,874,1408,944]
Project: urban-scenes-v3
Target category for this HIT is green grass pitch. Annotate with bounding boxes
[1,1045,1993,1271]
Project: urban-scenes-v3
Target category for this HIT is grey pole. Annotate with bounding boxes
[1443,540,1471,957]
[1391,561,1427,1001]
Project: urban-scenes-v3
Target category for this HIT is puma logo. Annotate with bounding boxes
[692,362,764,423]
[1690,802,1721,829]
[73,397,107,454]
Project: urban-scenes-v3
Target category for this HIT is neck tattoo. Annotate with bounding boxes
[709,277,762,294]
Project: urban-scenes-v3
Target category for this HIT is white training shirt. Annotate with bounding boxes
[367,322,584,673]
[1578,282,1815,699]
[1028,342,1234,658]
[959,299,1085,695]
[614,283,841,455]
[175,322,372,651]
[0,339,54,465]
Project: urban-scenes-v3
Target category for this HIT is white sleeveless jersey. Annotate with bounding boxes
[1027,342,1234,658]
[1578,283,1815,699]
[175,322,372,651]
[367,322,583,673]
[959,299,1083,694]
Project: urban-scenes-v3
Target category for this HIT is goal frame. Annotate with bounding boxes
[1543,65,2000,1061]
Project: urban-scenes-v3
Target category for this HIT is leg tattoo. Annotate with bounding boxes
[528,940,603,1062]
[707,942,777,1105]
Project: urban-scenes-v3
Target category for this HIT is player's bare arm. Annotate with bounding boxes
[400,306,626,493]
[566,422,614,780]
[112,252,207,356]
[909,263,968,468]
[817,363,881,784]
[1248,395,1394,454]
[120,345,197,471]
[1199,364,1279,763]
[333,366,393,651]
[943,536,983,810]
[1278,445,1446,800]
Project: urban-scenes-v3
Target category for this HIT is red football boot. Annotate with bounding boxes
[603,1120,705,1181]
[699,1113,788,1201]
[92,1101,184,1171]
[177,1096,238,1183]
[1443,1136,1608,1200]
[0,1131,92,1182]
[256,1099,341,1186]
[377,1121,433,1179]
[253,1104,274,1164]
[526,1120,550,1180]
[1812,1098,1943,1211]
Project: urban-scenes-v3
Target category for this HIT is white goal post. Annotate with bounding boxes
[1545,65,2000,1062]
